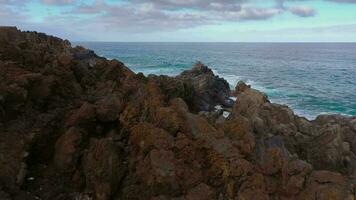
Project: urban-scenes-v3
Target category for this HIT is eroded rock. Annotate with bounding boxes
[1,27,355,200]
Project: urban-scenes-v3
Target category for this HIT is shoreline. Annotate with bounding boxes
[78,42,356,120]
[132,66,351,121]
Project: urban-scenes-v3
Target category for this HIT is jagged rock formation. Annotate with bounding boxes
[176,62,233,111]
[0,27,355,200]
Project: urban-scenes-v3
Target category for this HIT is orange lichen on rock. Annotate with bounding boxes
[0,27,355,200]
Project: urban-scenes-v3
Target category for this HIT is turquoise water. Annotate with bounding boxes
[74,42,356,119]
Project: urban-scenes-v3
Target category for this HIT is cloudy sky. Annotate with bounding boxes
[1,0,356,42]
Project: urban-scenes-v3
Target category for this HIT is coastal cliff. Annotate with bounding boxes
[0,27,355,200]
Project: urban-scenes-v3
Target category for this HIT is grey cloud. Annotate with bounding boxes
[0,0,29,6]
[234,7,281,20]
[66,0,284,32]
[289,6,316,17]
[275,0,286,9]
[69,2,211,31]
[129,0,245,11]
[0,0,321,36]
[0,0,23,3]
[0,0,29,24]
[41,0,76,6]
[275,0,315,17]
[0,2,29,25]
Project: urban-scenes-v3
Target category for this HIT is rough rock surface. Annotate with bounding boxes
[176,62,233,111]
[0,27,355,200]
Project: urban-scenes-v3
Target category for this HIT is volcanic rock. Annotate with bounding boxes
[0,27,355,200]
[177,62,233,111]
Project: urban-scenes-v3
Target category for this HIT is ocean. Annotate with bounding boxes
[73,42,356,120]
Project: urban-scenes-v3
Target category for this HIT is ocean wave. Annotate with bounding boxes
[293,109,316,120]
[212,69,276,97]
[212,68,319,120]
[212,69,241,87]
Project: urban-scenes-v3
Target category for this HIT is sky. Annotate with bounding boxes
[1,0,356,42]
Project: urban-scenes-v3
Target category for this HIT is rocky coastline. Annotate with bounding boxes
[0,27,355,200]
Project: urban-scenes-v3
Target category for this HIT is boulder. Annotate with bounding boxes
[177,62,233,111]
[230,84,269,119]
[234,80,250,95]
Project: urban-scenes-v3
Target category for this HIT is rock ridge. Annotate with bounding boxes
[0,27,355,200]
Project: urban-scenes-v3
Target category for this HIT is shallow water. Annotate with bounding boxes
[73,42,356,119]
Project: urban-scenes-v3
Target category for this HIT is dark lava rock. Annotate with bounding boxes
[177,62,234,111]
[0,27,355,200]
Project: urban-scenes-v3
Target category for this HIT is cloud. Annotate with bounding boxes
[0,0,24,3]
[0,8,23,25]
[129,0,245,11]
[275,0,286,9]
[235,7,282,20]
[276,0,315,17]
[62,3,211,31]
[0,0,29,25]
[0,0,28,6]
[1,0,320,32]
[0,0,326,40]
[41,0,75,6]
[289,6,316,17]
[64,0,288,32]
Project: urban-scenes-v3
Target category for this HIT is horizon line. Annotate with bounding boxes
[71,41,356,43]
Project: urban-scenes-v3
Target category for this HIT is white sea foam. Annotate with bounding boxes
[211,69,220,76]
[212,69,268,95]
[317,111,353,118]
[99,55,113,60]
[293,110,316,120]
[212,69,241,88]
[211,68,319,121]
[229,97,237,101]
[223,111,230,118]
[214,105,223,111]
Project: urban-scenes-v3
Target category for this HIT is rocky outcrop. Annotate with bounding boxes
[0,27,355,200]
[176,62,233,111]
[230,81,356,177]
